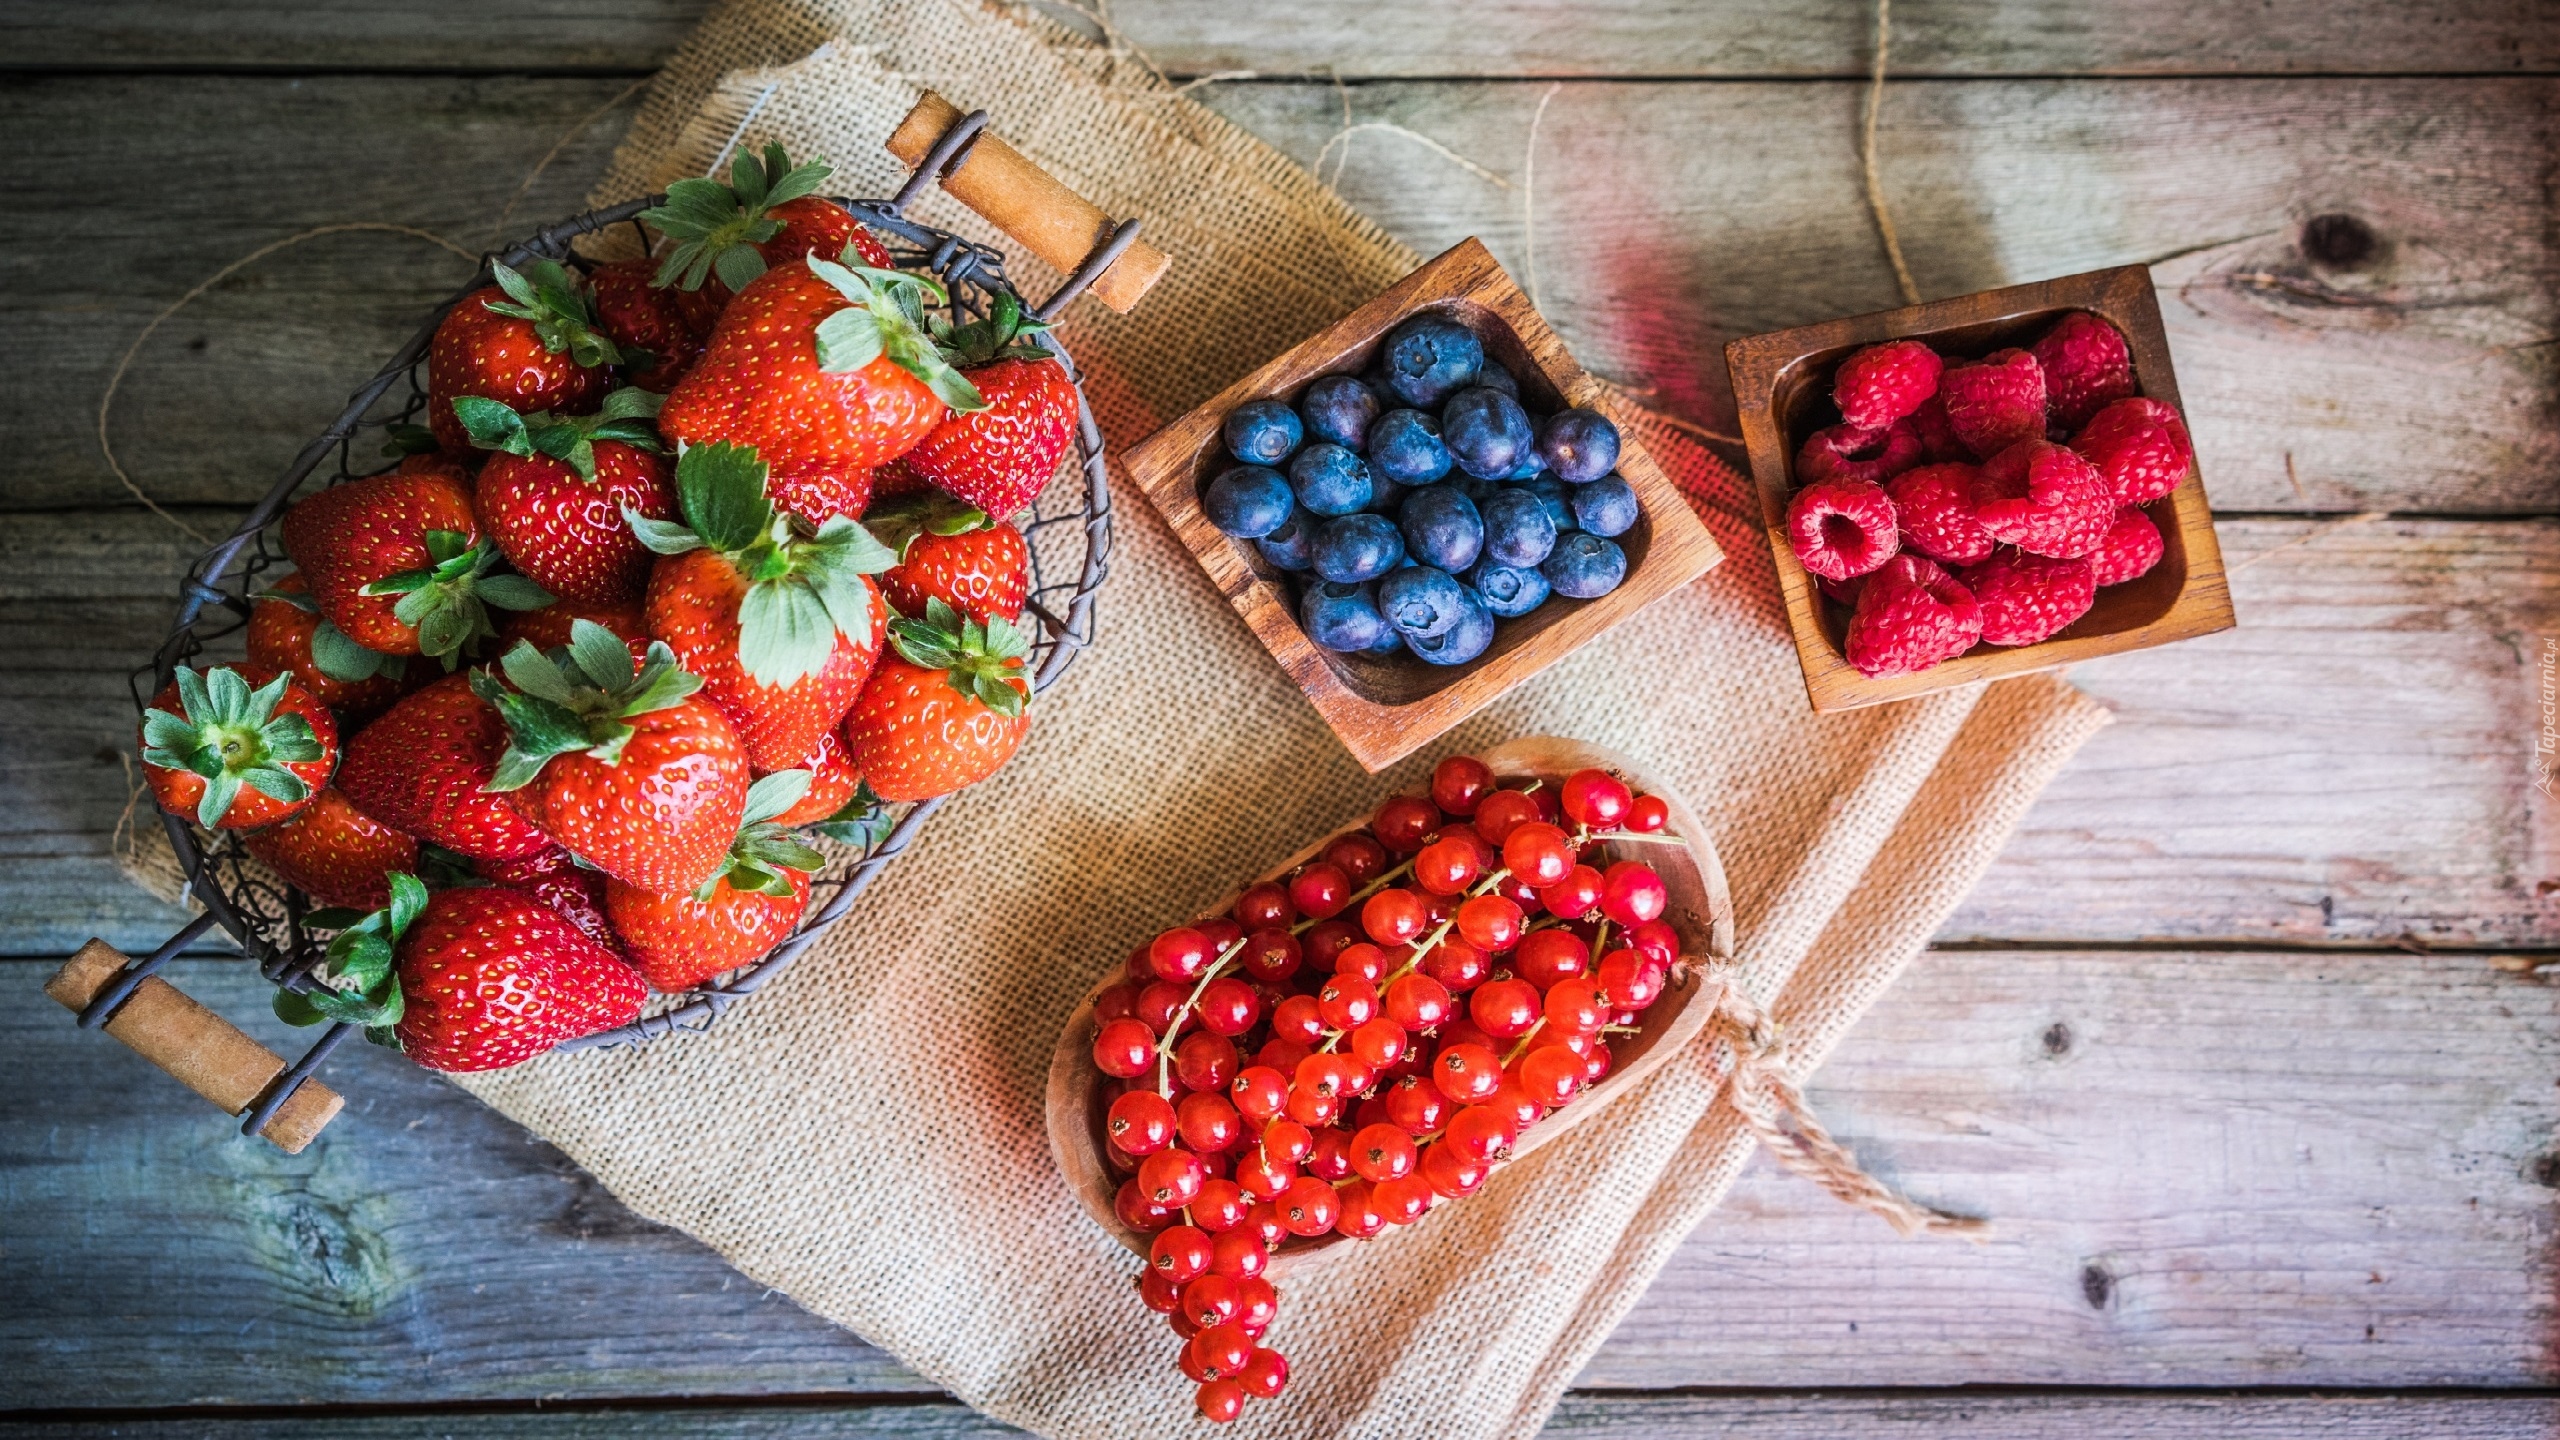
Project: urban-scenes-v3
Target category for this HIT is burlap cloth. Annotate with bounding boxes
[436,3,2109,1435]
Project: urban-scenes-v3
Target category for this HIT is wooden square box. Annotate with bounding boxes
[1121,239,1724,771]
[1724,265,2235,713]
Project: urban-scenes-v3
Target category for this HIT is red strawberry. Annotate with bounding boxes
[456,388,677,606]
[138,663,337,830]
[900,294,1077,519]
[475,846,628,960]
[474,619,752,893]
[842,598,1031,802]
[658,260,980,525]
[499,596,649,657]
[604,771,825,991]
[769,727,864,826]
[425,260,619,454]
[243,786,417,908]
[391,883,646,1071]
[337,673,554,862]
[280,465,552,660]
[246,572,409,717]
[638,144,895,339]
[869,491,1031,622]
[590,257,702,391]
[635,442,896,770]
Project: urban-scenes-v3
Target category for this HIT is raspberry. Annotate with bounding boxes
[1885,463,1994,567]
[1960,547,2097,646]
[1972,440,2113,559]
[1908,392,1970,463]
[1784,478,1900,582]
[2072,397,2194,505]
[1844,555,1981,677]
[1938,348,2047,457]
[1815,572,1867,607]
[2032,311,2136,431]
[1795,419,1921,487]
[1831,340,1942,431]
[2088,505,2165,586]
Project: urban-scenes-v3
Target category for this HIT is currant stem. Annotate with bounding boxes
[1501,1016,1549,1067]
[1382,864,1514,988]
[1155,934,1252,1099]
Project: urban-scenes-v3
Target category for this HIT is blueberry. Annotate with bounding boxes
[1536,407,1621,484]
[1397,483,1483,573]
[1223,399,1303,466]
[1504,453,1548,482]
[1569,474,1640,538]
[1440,386,1537,480]
[1254,505,1319,571]
[1362,626,1408,656]
[1368,409,1453,483]
[1473,359,1519,398]
[1378,314,1483,408]
[1301,580,1392,653]
[1448,472,1499,507]
[1542,531,1628,598]
[1466,561,1551,618]
[1365,472,1408,517]
[1478,486,1558,568]
[1298,375,1382,450]
[1288,442,1374,516]
[1515,476,1577,534]
[1404,590,1495,666]
[1376,564,1469,640]
[1201,464,1294,538]
[1310,512,1405,583]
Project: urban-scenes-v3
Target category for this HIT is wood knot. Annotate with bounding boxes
[2040,1020,2073,1057]
[2080,1261,2114,1309]
[2530,1153,2560,1189]
[2300,213,2379,271]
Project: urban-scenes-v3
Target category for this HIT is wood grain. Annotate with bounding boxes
[6,945,2549,1406]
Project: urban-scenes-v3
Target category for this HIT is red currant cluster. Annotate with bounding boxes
[1083,755,1682,1422]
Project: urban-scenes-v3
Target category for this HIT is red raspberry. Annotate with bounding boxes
[2088,505,2165,586]
[1831,340,1942,431]
[1844,555,1981,677]
[1938,348,2047,457]
[1960,548,2096,646]
[1784,478,1900,582]
[1795,418,1921,487]
[1908,392,1970,463]
[1815,572,1867,607]
[2032,311,2135,431]
[1886,463,1994,566]
[2072,397,2194,505]
[1972,440,2113,559]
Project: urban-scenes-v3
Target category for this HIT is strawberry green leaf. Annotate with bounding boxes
[381,422,440,457]
[627,512,706,555]
[675,442,777,554]
[566,619,637,690]
[742,769,814,826]
[385,872,429,937]
[500,641,582,706]
[259,713,325,764]
[598,387,666,422]
[309,620,392,682]
[362,567,435,598]
[488,260,543,310]
[476,574,555,612]
[301,907,372,931]
[813,306,883,374]
[736,580,838,686]
[455,396,532,455]
[714,244,767,295]
[273,987,329,1026]
[808,781,895,850]
[194,772,243,828]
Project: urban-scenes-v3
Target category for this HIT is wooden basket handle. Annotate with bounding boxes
[885,92,1170,315]
[47,939,343,1153]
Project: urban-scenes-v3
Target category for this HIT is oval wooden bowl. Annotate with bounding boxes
[1045,736,1735,1277]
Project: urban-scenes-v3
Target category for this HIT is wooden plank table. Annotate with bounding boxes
[1,3,2553,1435]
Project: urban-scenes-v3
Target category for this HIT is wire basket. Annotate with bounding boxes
[96,110,1135,1139]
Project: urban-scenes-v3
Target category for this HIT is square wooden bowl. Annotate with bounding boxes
[1724,265,2235,713]
[1121,238,1724,771]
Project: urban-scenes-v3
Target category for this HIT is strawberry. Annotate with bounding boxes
[474,619,751,892]
[900,293,1078,519]
[633,442,897,771]
[280,466,552,661]
[456,388,677,606]
[841,598,1031,802]
[425,260,620,454]
[639,143,896,339]
[337,672,554,862]
[605,771,825,991]
[657,258,985,528]
[868,490,1030,623]
[342,878,646,1072]
[769,727,864,826]
[499,596,649,658]
[243,786,417,908]
[590,256,702,391]
[246,572,409,717]
[138,663,337,830]
[475,845,628,961]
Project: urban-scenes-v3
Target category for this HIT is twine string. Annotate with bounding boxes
[1700,961,1989,1239]
[1859,0,1922,307]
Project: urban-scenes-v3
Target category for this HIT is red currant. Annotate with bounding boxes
[1487,1073,1547,1132]
[1175,1031,1240,1092]
[1383,1073,1452,1135]
[1317,974,1381,1030]
[1187,1285,1247,1336]
[1195,976,1261,1037]
[1234,927,1299,985]
[1230,1066,1289,1124]
[1349,1016,1408,1069]
[1322,831,1390,885]
[1299,920,1358,973]
[1149,926,1212,982]
[1332,941,1388,983]
[1288,862,1352,919]
[1433,1042,1504,1104]
[1361,887,1428,946]
[1178,1091,1244,1152]
[1260,1117,1314,1165]
[1412,835,1482,895]
[1381,971,1454,1030]
[1254,1036,1312,1077]
[1150,1223,1213,1282]
[1538,864,1604,921]
[1232,1144,1294,1200]
[1091,1018,1155,1078]
[1374,1173,1433,1225]
[1107,1088,1177,1155]
[1122,945,1154,985]
[1543,977,1605,1035]
[1139,1266,1183,1313]
[1232,1275,1279,1335]
[1430,754,1495,817]
[1627,917,1679,967]
[1195,1178,1251,1233]
[1560,768,1634,828]
[1372,794,1441,854]
[1600,860,1668,926]
[1350,1122,1418,1182]
[1626,793,1670,833]
[1472,789,1540,847]
[1306,1125,1355,1180]
[1283,1085,1338,1128]
[1116,1177,1175,1232]
[1513,929,1588,988]
[1269,994,1326,1046]
[1140,1147,1206,1206]
[1134,981,1187,1033]
[1196,917,1243,957]
[1596,947,1664,1010]
[1501,822,1575,887]
[1093,982,1137,1025]
[1454,894,1524,951]
[1172,1306,1205,1347]
[1232,881,1295,931]
[1334,1179,1388,1239]
[1277,1175,1341,1236]
[1241,1346,1290,1399]
[1196,1377,1246,1423]
[1210,1226,1268,1279]
[1468,976,1542,1039]
[1524,784,1562,824]
[1423,938,1491,994]
[1444,1103,1518,1162]
[1520,1044,1585,1105]
[1245,1203,1288,1249]
[1421,1139,1490,1198]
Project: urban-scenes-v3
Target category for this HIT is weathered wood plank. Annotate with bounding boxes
[1194,76,2559,515]
[3,1392,2554,1439]
[7,0,2553,78]
[3,76,2550,516]
[4,947,2549,1406]
[5,510,2549,955]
